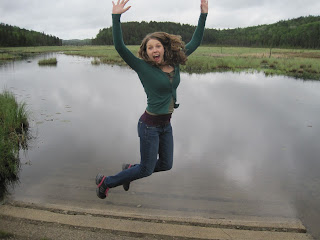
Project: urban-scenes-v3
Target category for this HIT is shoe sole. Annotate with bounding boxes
[96,173,104,185]
[95,173,107,199]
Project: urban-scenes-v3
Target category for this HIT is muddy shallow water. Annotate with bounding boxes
[1,53,320,238]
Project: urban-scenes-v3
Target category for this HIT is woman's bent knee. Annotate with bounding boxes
[140,167,153,178]
[156,163,173,172]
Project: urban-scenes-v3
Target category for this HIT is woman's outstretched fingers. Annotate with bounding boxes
[112,0,131,14]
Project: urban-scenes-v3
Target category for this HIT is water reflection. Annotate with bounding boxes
[1,54,320,238]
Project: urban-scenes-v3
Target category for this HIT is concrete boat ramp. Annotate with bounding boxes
[0,201,314,240]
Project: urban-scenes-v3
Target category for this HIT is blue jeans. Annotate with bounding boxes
[105,119,174,188]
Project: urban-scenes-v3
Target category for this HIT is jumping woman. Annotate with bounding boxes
[96,0,208,199]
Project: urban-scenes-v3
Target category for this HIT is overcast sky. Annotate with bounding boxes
[1,0,319,40]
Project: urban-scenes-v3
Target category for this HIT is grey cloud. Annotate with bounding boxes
[1,0,319,39]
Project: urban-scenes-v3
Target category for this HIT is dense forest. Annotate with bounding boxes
[0,23,62,47]
[1,15,319,48]
[92,15,320,49]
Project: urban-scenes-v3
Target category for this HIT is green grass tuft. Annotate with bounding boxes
[0,230,14,239]
[38,58,57,66]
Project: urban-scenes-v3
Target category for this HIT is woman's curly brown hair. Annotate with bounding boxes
[138,32,187,67]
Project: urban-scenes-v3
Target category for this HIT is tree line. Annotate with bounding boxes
[1,15,319,49]
[92,15,320,49]
[0,23,62,47]
[62,39,92,46]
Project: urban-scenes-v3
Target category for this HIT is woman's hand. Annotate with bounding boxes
[112,0,131,14]
[200,0,208,13]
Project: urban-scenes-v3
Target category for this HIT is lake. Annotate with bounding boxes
[1,53,320,239]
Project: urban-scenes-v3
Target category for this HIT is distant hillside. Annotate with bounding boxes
[62,39,92,46]
[93,15,320,49]
[211,15,320,48]
[0,23,62,47]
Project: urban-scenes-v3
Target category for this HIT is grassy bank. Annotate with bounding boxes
[182,46,320,80]
[0,90,30,201]
[1,46,320,80]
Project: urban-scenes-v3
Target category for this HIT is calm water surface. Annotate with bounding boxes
[1,54,320,238]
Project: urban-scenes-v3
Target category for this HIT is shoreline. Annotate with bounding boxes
[1,46,320,80]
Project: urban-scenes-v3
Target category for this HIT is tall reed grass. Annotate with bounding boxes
[0,90,30,201]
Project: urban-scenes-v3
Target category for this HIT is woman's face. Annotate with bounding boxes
[146,39,165,64]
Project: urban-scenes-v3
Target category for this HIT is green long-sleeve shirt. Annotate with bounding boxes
[112,13,207,115]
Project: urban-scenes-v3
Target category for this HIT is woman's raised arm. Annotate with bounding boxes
[184,0,208,56]
[112,0,143,71]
